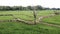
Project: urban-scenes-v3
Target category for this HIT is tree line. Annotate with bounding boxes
[0,5,60,11]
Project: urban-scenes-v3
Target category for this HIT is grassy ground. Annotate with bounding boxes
[0,22,60,34]
[42,15,60,25]
[0,10,54,21]
[0,16,13,20]
[0,10,60,34]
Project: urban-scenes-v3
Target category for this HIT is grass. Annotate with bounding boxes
[42,15,60,25]
[0,16,13,20]
[0,22,60,34]
[0,10,60,34]
[0,10,54,21]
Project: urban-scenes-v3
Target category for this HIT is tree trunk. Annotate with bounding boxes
[33,7,37,24]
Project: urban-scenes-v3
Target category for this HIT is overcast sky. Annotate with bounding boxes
[0,0,60,8]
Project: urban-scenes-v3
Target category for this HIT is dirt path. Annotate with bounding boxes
[40,22,60,28]
[12,14,60,27]
[38,14,60,28]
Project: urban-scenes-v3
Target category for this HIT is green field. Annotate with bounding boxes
[0,10,54,21]
[0,10,60,34]
[0,22,60,34]
[42,15,60,25]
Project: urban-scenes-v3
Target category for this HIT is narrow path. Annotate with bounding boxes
[15,18,35,25]
[38,14,60,28]
[40,22,60,28]
[12,14,60,27]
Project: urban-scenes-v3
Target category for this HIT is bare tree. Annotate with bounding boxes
[33,6,37,24]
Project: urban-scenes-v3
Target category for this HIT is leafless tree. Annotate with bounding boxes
[33,6,37,24]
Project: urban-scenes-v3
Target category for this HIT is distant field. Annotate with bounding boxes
[0,10,60,34]
[0,10,54,21]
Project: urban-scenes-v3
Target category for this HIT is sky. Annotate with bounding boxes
[0,0,60,8]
